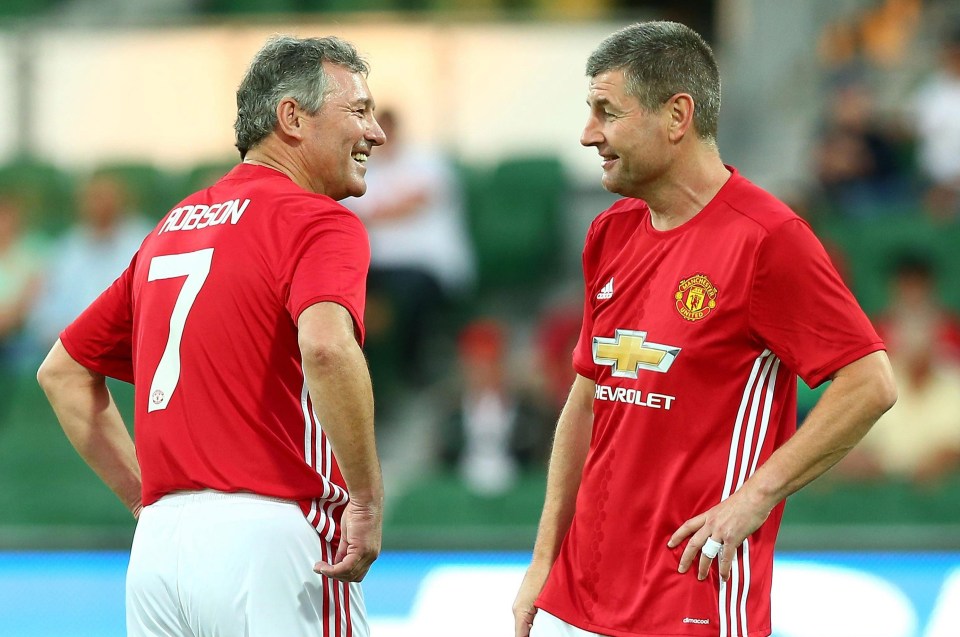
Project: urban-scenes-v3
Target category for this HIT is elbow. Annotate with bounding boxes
[868,358,898,418]
[37,349,65,393]
[37,340,89,395]
[299,333,354,372]
[36,359,53,392]
[875,375,898,416]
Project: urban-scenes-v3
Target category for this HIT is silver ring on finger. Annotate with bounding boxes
[702,537,723,559]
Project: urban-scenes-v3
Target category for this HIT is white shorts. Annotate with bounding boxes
[127,490,367,637]
[532,609,607,637]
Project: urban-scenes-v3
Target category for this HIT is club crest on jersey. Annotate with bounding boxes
[675,274,718,322]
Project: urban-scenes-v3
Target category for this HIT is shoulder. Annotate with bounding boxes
[275,190,366,232]
[587,197,648,240]
[719,170,803,237]
[225,164,363,224]
[721,171,798,228]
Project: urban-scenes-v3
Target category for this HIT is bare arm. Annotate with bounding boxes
[299,302,383,582]
[37,340,142,517]
[669,350,897,580]
[513,374,595,637]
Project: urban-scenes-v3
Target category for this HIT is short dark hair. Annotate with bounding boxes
[586,21,721,142]
[234,35,369,159]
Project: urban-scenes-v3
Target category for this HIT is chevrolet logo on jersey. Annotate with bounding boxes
[593,329,681,378]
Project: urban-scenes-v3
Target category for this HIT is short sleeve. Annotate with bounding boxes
[59,261,136,384]
[573,224,600,379]
[287,211,370,344]
[749,219,884,387]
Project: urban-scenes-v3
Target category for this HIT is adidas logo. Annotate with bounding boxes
[596,277,614,300]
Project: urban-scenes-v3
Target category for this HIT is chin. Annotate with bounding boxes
[329,182,366,201]
[600,175,626,195]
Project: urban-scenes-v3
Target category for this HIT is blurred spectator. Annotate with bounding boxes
[438,319,551,496]
[27,171,151,349]
[0,194,46,393]
[0,195,46,425]
[813,79,912,218]
[347,109,475,391]
[0,197,45,344]
[836,251,960,483]
[913,23,960,220]
[534,296,582,413]
[874,251,960,362]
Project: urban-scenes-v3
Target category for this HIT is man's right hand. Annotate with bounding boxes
[513,562,551,637]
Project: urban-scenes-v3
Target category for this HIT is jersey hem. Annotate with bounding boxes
[535,600,771,637]
[294,295,366,345]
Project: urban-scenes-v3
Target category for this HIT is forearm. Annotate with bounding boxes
[38,342,141,516]
[530,375,595,566]
[302,339,383,506]
[741,350,897,510]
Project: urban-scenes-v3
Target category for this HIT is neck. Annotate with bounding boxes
[644,146,730,231]
[244,140,318,194]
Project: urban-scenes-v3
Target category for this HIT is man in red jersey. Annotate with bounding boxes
[513,21,897,637]
[37,35,385,636]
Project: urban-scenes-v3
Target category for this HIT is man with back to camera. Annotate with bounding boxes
[37,35,385,636]
[512,21,897,637]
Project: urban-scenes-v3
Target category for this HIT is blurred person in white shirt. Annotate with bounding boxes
[913,24,960,220]
[27,171,151,348]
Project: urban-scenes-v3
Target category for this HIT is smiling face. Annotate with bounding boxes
[580,69,672,198]
[302,62,386,200]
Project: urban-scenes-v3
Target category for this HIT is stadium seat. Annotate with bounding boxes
[815,214,960,315]
[202,0,302,15]
[466,155,567,295]
[302,0,404,11]
[0,157,75,237]
[384,470,545,549]
[179,159,239,195]
[91,162,181,222]
[0,371,136,530]
[0,0,60,18]
[783,472,960,527]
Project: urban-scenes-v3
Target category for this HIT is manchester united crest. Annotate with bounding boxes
[675,274,718,322]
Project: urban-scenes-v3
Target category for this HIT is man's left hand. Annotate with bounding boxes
[667,490,772,582]
[314,499,382,582]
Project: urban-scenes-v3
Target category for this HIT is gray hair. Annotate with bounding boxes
[234,35,369,158]
[586,21,721,143]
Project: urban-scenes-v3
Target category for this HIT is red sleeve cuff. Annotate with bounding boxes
[294,296,366,346]
[802,341,886,388]
[59,328,135,384]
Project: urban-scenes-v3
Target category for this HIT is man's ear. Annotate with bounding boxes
[666,93,695,143]
[275,97,305,141]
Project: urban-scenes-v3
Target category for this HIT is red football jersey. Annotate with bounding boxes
[60,164,370,542]
[536,168,884,637]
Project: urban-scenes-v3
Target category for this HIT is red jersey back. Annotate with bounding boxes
[60,164,369,541]
[536,168,884,637]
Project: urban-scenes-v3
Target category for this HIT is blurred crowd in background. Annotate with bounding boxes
[0,0,958,549]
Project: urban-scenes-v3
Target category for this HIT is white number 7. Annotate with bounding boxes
[146,248,214,412]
